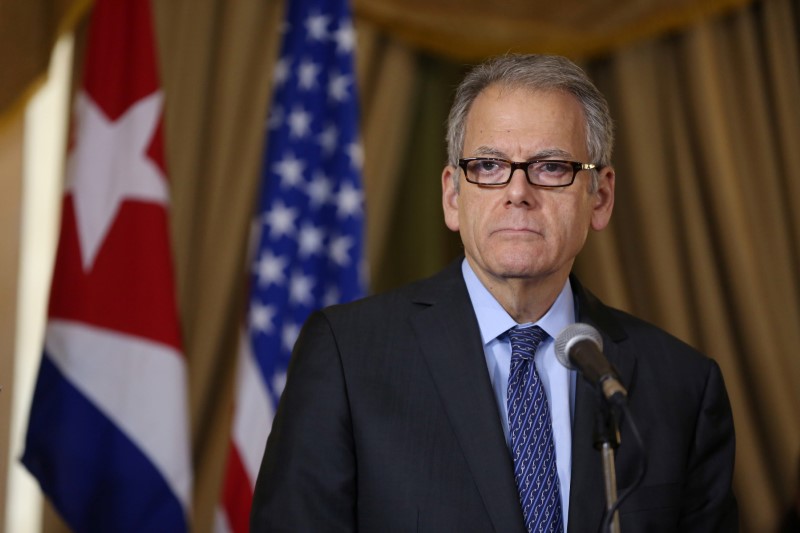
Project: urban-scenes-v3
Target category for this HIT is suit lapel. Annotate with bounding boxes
[408,262,527,533]
[567,276,637,533]
[405,267,638,533]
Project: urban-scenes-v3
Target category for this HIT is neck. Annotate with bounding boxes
[472,267,569,324]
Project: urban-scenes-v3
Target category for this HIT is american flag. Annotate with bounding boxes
[216,0,365,530]
[22,0,192,530]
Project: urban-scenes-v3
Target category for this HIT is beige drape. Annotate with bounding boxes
[2,0,799,531]
[577,4,800,528]
[353,0,754,60]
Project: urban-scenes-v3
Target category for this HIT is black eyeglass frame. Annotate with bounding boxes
[458,157,598,188]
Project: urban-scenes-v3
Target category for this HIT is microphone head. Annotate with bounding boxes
[554,323,603,370]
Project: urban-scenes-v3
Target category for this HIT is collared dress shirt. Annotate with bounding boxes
[462,259,577,532]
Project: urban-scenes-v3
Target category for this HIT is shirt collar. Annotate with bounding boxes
[461,258,575,344]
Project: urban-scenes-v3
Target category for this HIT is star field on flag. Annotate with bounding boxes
[217,0,365,530]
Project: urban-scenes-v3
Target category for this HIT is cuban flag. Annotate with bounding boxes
[21,0,192,531]
[216,0,365,530]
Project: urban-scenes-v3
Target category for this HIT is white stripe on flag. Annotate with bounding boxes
[232,331,274,483]
[45,319,192,509]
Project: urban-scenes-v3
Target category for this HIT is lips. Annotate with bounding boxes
[491,227,543,236]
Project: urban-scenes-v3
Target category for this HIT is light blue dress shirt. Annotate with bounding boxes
[461,259,576,531]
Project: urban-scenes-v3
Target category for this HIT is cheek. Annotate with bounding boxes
[459,207,476,242]
[458,200,485,248]
[554,205,592,247]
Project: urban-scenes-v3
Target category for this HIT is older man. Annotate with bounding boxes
[251,54,738,532]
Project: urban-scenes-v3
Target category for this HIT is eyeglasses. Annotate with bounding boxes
[458,157,597,188]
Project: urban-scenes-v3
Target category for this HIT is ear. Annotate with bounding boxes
[442,165,460,232]
[590,166,615,231]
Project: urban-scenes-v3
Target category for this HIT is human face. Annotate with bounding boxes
[442,85,614,289]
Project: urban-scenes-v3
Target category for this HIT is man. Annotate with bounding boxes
[251,54,738,532]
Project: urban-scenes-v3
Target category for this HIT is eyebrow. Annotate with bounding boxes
[469,146,575,160]
[471,146,507,158]
[531,148,573,160]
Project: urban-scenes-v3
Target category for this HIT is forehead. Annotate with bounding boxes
[463,84,588,157]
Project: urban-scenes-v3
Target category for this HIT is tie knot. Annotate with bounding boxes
[508,325,548,361]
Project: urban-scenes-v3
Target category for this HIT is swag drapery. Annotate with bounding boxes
[1,0,798,531]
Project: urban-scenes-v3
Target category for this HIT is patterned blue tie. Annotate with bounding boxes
[507,325,564,533]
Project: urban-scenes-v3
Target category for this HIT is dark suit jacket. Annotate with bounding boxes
[251,260,738,532]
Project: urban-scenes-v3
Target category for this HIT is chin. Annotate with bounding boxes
[468,246,551,279]
[489,257,543,279]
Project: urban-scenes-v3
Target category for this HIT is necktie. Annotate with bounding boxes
[507,325,563,533]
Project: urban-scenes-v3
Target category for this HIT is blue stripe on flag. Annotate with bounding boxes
[22,354,187,533]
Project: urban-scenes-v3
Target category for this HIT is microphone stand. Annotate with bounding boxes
[594,400,621,533]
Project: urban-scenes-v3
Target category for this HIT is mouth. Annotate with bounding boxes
[492,227,543,236]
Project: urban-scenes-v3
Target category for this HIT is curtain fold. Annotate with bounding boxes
[351,0,755,61]
[368,53,466,292]
[572,2,800,529]
[0,110,24,533]
[152,0,285,526]
[359,34,420,280]
[0,0,90,125]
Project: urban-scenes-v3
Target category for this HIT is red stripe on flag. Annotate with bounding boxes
[220,443,254,533]
[48,199,183,351]
[83,0,159,120]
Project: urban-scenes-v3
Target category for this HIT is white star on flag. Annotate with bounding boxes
[288,270,315,305]
[305,13,330,40]
[281,322,301,352]
[273,153,305,188]
[347,141,364,170]
[329,234,354,266]
[333,20,355,53]
[67,91,169,271]
[271,371,288,398]
[273,58,291,87]
[254,251,288,286]
[298,223,325,257]
[287,107,313,138]
[308,172,333,207]
[297,60,321,90]
[318,124,338,154]
[264,201,298,238]
[323,286,341,307]
[250,302,277,333]
[336,182,363,218]
[328,73,352,102]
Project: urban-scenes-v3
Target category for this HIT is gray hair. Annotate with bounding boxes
[446,54,614,191]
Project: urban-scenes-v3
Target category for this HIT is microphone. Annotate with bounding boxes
[554,323,627,404]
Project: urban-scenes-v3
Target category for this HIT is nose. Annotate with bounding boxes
[505,167,535,205]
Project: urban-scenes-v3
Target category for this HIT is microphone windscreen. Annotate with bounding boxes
[554,323,603,370]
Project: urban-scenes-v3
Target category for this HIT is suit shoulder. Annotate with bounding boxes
[321,279,422,320]
[574,277,717,372]
[606,305,720,375]
[321,262,463,325]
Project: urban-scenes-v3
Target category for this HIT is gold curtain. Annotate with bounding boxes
[0,106,24,533]
[0,0,89,125]
[353,0,754,60]
[577,3,800,528]
[153,0,286,526]
[3,0,799,532]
